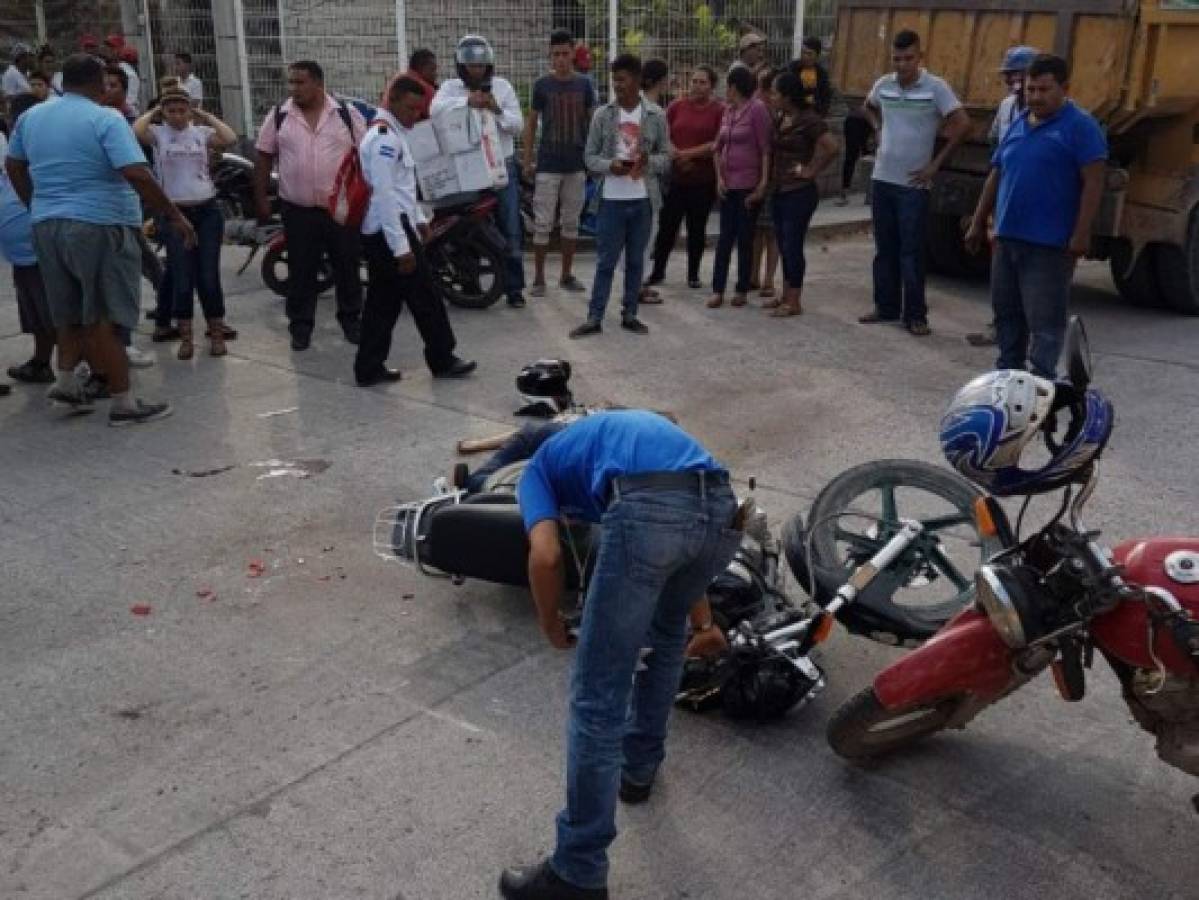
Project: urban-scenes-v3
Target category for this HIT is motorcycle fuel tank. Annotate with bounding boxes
[1091,538,1199,676]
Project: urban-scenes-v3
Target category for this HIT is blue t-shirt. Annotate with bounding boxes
[992,101,1107,249]
[0,133,35,265]
[7,93,147,227]
[517,410,725,530]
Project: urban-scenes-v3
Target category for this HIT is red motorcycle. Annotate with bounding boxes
[827,322,1199,797]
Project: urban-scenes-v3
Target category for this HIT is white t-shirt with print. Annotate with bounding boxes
[603,104,649,201]
[150,123,215,204]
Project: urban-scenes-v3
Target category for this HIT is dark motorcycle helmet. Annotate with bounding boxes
[516,359,572,406]
[455,35,496,87]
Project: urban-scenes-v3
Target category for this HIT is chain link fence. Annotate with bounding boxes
[4,0,833,137]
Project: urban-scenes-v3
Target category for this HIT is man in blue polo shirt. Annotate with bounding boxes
[500,409,740,900]
[966,53,1106,378]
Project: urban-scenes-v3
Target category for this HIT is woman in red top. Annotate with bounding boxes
[645,66,724,290]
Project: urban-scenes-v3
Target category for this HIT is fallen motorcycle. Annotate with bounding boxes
[257,193,507,309]
[826,319,1199,798]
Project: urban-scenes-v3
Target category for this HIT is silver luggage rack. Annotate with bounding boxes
[373,491,465,577]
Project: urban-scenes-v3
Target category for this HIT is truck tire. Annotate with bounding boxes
[925,212,990,279]
[1109,239,1164,308]
[1153,210,1199,315]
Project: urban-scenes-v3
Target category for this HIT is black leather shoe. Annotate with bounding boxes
[621,316,649,334]
[433,356,477,378]
[569,321,602,339]
[290,333,311,351]
[342,322,362,345]
[499,860,608,900]
[356,367,402,387]
[618,772,654,804]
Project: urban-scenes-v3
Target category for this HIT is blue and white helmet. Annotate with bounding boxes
[939,370,1113,496]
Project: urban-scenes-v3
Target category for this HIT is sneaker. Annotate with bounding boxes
[966,325,998,347]
[559,275,586,293]
[126,346,156,368]
[569,320,602,339]
[621,316,649,335]
[529,282,547,298]
[7,360,55,384]
[618,772,654,805]
[499,859,608,900]
[109,399,174,427]
[46,383,95,414]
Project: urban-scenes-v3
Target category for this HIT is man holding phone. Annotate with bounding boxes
[430,35,528,308]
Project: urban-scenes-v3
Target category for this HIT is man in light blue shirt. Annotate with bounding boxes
[501,410,740,900]
[5,53,194,425]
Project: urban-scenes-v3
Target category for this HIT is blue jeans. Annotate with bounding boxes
[551,479,740,890]
[711,189,760,294]
[587,198,653,323]
[992,238,1074,378]
[163,201,225,321]
[497,157,526,299]
[871,180,929,323]
[773,184,819,290]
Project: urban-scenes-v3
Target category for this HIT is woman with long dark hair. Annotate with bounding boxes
[764,71,838,317]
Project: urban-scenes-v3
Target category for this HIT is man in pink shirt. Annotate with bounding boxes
[254,60,365,350]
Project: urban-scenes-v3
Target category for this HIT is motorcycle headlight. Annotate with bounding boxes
[975,564,1038,649]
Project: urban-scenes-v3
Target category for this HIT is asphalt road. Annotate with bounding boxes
[2,235,1197,900]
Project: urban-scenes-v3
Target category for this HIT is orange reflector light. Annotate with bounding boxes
[812,613,835,645]
[973,496,998,538]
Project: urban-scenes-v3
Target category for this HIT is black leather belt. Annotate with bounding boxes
[610,469,730,501]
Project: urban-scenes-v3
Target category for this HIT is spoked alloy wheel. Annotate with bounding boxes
[827,687,958,760]
[786,460,1002,644]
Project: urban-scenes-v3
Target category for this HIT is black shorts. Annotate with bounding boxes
[13,263,53,334]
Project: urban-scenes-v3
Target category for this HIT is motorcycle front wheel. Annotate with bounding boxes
[827,687,957,760]
[430,237,504,309]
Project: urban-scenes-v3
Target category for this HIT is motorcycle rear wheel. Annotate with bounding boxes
[430,236,504,309]
[261,246,336,299]
[827,687,957,760]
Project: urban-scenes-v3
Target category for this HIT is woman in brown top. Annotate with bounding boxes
[765,71,839,317]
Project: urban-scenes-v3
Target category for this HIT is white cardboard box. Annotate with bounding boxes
[406,120,442,163]
[433,104,480,155]
[416,153,461,200]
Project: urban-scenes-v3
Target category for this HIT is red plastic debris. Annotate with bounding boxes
[247,559,266,578]
[130,604,152,616]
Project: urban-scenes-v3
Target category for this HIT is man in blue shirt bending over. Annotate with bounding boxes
[500,410,741,900]
[965,53,1106,378]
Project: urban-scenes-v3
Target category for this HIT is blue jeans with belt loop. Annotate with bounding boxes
[550,475,740,890]
[497,157,526,299]
[991,237,1075,378]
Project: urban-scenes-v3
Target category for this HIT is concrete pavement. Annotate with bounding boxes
[1,234,1198,899]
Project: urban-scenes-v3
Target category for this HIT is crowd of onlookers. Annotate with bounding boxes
[0,21,1107,417]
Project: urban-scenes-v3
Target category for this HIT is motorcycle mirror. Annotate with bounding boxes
[1063,316,1092,390]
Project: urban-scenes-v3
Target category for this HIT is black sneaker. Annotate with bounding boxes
[508,294,527,309]
[569,320,602,339]
[621,316,649,334]
[7,360,55,384]
[109,399,173,427]
[499,859,608,899]
[618,772,654,804]
[47,382,94,412]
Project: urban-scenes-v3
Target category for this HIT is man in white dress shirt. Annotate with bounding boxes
[354,76,476,386]
[430,35,528,308]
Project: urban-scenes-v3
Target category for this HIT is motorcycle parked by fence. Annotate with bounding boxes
[825,320,1199,801]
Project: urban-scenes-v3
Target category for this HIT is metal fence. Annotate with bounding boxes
[6,0,833,138]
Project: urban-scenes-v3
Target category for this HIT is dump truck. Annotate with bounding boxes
[831,0,1199,314]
